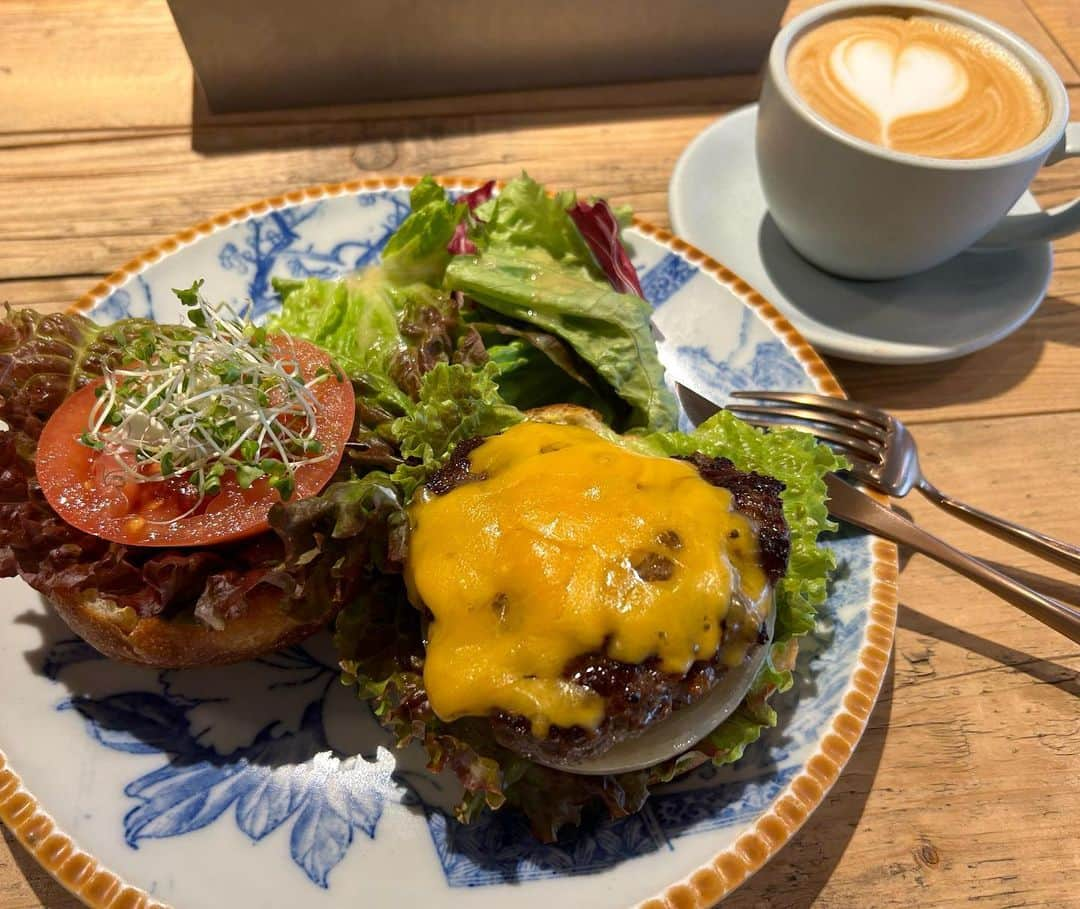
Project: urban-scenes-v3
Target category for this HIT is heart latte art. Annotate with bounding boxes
[787,15,1048,159]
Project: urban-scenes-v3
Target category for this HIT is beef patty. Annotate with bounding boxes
[419,437,790,766]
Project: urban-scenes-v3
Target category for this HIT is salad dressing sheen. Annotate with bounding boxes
[405,422,770,737]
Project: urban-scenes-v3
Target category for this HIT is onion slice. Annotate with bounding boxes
[536,593,776,776]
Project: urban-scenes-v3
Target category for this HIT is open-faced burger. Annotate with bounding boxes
[407,406,790,768]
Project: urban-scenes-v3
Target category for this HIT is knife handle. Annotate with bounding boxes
[916,477,1080,574]
[826,475,1080,645]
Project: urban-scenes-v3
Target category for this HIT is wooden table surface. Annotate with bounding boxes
[2,1,1078,906]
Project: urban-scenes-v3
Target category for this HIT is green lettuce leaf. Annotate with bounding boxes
[380,177,464,286]
[446,174,678,432]
[474,321,596,392]
[445,249,676,431]
[268,272,412,417]
[269,268,489,415]
[269,273,403,373]
[635,410,845,642]
[479,318,620,423]
[389,361,523,500]
[471,175,605,284]
[486,340,615,423]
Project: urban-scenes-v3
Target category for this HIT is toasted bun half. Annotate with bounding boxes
[48,585,334,669]
[524,403,609,432]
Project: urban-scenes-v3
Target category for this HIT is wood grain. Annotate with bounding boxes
[0,0,762,137]
[1025,0,1080,78]
[0,277,95,311]
[0,826,78,909]
[1,1,1079,908]
[0,1,190,133]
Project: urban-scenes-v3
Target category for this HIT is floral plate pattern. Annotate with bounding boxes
[0,177,898,909]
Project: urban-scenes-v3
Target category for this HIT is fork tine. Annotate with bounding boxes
[730,390,888,427]
[732,413,883,460]
[727,403,888,443]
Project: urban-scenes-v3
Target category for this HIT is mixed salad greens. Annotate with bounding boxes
[273,175,842,837]
[0,175,842,840]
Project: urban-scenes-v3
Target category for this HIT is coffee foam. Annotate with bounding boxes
[787,15,1049,159]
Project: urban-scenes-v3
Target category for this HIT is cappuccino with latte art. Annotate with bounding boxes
[787,14,1049,159]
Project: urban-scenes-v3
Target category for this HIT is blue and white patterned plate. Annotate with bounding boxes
[0,178,898,909]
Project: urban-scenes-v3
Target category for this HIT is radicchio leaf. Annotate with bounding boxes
[447,225,476,256]
[448,181,496,255]
[567,199,644,297]
[461,180,497,211]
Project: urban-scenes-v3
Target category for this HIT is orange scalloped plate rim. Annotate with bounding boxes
[0,175,899,909]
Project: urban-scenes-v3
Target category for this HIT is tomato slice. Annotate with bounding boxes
[36,334,354,547]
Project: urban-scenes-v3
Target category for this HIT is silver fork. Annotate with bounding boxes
[726,390,1080,574]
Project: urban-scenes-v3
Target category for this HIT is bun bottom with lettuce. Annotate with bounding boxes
[34,584,331,669]
[0,308,365,667]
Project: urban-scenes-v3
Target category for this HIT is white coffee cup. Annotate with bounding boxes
[756,0,1080,280]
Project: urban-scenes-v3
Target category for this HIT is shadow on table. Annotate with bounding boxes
[827,294,1079,413]
[1,823,82,909]
[889,520,1080,586]
[980,559,1080,606]
[724,652,896,909]
[187,74,760,156]
[898,604,1079,697]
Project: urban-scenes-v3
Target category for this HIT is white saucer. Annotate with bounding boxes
[669,104,1053,364]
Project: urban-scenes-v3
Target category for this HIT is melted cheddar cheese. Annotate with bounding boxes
[405,421,771,737]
